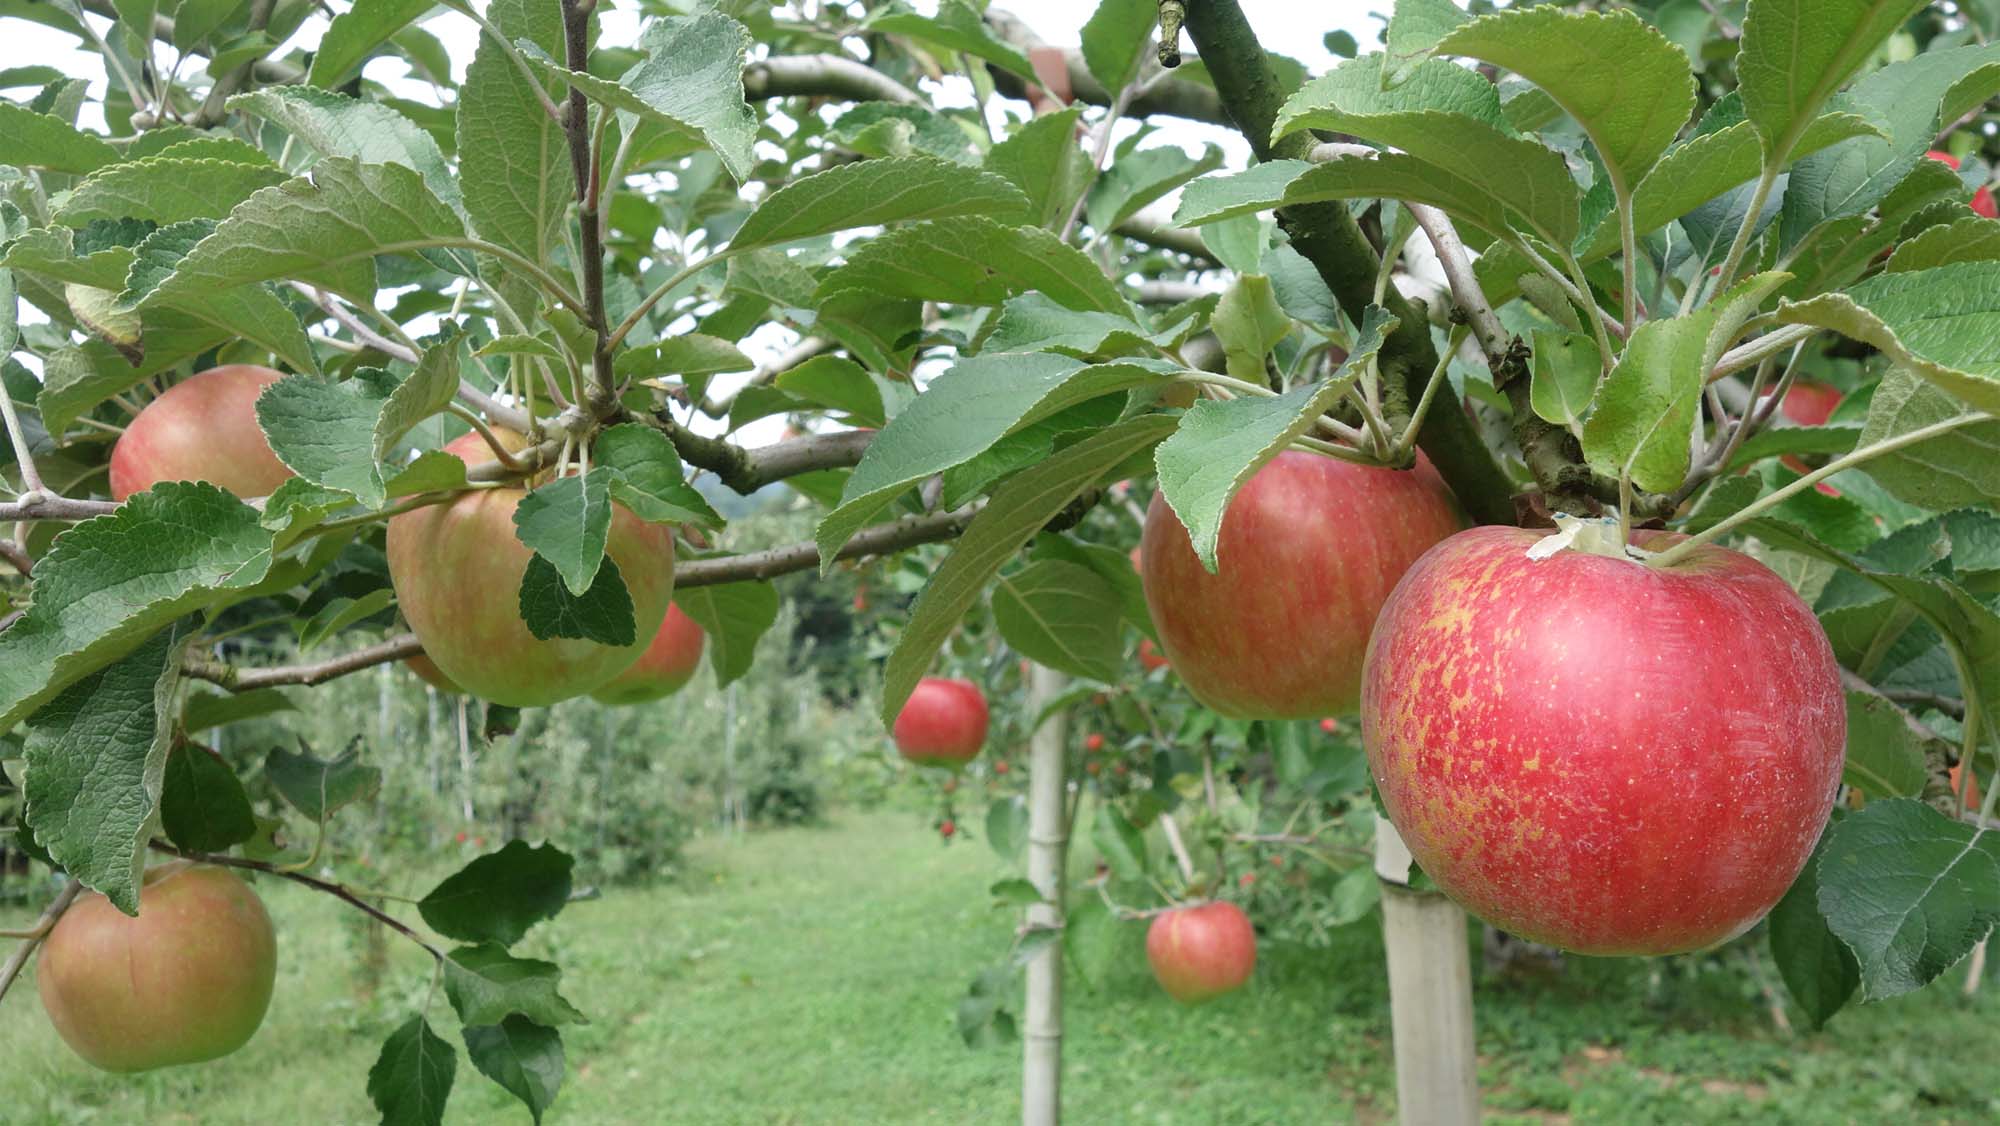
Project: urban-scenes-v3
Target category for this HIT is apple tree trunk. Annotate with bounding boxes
[1022,664,1069,1126]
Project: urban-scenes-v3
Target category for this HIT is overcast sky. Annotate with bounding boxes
[1,2,1408,442]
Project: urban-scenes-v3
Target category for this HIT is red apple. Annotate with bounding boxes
[387,428,678,707]
[1085,733,1105,753]
[1361,526,1845,955]
[406,652,461,694]
[1319,718,1339,734]
[892,677,989,767]
[1141,451,1462,719]
[37,863,276,1072]
[109,364,294,501]
[1777,381,1842,428]
[1927,149,1998,218]
[1146,901,1256,1002]
[591,604,705,705]
[1137,638,1170,672]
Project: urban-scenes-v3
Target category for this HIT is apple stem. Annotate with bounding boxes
[1649,411,1993,568]
[1159,812,1199,884]
[0,879,81,1007]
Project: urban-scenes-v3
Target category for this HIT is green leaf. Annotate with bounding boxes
[1064,895,1125,989]
[815,355,1175,569]
[1386,0,1471,82]
[865,0,1035,78]
[1090,803,1149,880]
[296,589,397,653]
[263,741,382,821]
[513,473,613,598]
[592,424,722,528]
[473,335,564,362]
[0,100,118,173]
[419,839,574,947]
[444,944,586,1028]
[1528,329,1600,430]
[1840,690,1930,799]
[308,0,433,87]
[984,107,1092,230]
[1769,826,1859,1030]
[1738,0,1928,158]
[989,877,1045,907]
[986,795,1028,860]
[1080,0,1153,92]
[462,1017,564,1126]
[53,158,289,226]
[674,581,779,688]
[1438,6,1691,189]
[816,216,1132,315]
[228,86,462,213]
[1212,273,1289,384]
[0,483,274,731]
[1274,58,1576,245]
[1173,160,1314,227]
[1885,215,2000,273]
[1817,798,2000,999]
[181,686,295,733]
[22,626,185,914]
[255,369,398,508]
[1154,307,1394,571]
[1279,153,1511,240]
[1085,144,1224,235]
[376,335,461,461]
[123,158,465,309]
[1854,367,2000,510]
[984,293,1165,358]
[1723,422,1863,473]
[613,333,753,381]
[518,553,636,646]
[830,102,976,163]
[517,13,757,183]
[456,0,570,271]
[992,560,1122,682]
[729,156,1029,253]
[879,414,1178,726]
[160,741,257,853]
[1778,261,2000,416]
[774,356,885,426]
[368,1016,456,1126]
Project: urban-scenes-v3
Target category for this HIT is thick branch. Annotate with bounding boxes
[1180,0,1514,526]
[0,539,31,576]
[985,8,1227,124]
[1114,212,1219,263]
[185,634,426,691]
[680,504,980,587]
[655,414,873,493]
[0,494,118,523]
[559,0,616,408]
[744,55,923,104]
[0,879,81,1007]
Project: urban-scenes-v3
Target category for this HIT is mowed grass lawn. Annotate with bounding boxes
[3,810,1996,1124]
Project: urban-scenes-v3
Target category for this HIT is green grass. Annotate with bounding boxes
[3,812,1997,1124]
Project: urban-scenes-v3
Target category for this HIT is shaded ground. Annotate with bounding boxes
[2,812,1993,1123]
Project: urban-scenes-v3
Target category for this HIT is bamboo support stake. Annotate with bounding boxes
[1375,815,1480,1125]
[1022,664,1069,1126]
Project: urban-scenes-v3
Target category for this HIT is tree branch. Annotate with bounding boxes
[1179,0,1515,526]
[1114,212,1220,264]
[653,414,874,493]
[984,8,1228,124]
[184,634,426,691]
[744,54,923,104]
[697,336,834,417]
[558,0,616,409]
[679,504,981,587]
[151,844,442,962]
[0,879,81,1007]
[0,539,31,576]
[0,494,118,523]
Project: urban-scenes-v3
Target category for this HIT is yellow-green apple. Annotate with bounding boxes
[386,428,677,707]
[1361,525,1845,955]
[591,604,706,705]
[109,364,294,501]
[1146,901,1256,1002]
[1140,451,1462,719]
[892,677,989,767]
[37,862,276,1071]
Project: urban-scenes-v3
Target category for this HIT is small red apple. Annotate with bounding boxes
[1085,760,1102,776]
[1239,872,1256,887]
[37,863,276,1071]
[387,428,678,707]
[1146,901,1256,1002]
[454,831,467,843]
[1362,526,1845,955]
[1319,718,1339,734]
[994,761,1010,775]
[892,677,989,767]
[110,364,295,501]
[1927,149,1998,218]
[939,819,956,838]
[591,604,706,705]
[1141,451,1462,719]
[1137,638,1171,673]
[1085,733,1105,753]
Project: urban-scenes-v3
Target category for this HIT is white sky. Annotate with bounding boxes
[2,2,1400,444]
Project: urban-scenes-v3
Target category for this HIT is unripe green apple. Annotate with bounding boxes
[37,863,277,1072]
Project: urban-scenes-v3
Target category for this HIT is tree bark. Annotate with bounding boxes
[1021,664,1069,1126]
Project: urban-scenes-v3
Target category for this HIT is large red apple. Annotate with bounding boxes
[37,862,277,1071]
[109,364,295,501]
[1777,381,1842,427]
[892,677,989,766]
[591,603,706,705]
[1140,451,1462,719]
[1146,901,1256,1002]
[1361,525,1845,955]
[387,428,678,707]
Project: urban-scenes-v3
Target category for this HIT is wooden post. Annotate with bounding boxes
[1375,815,1480,1126]
[1021,664,1069,1126]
